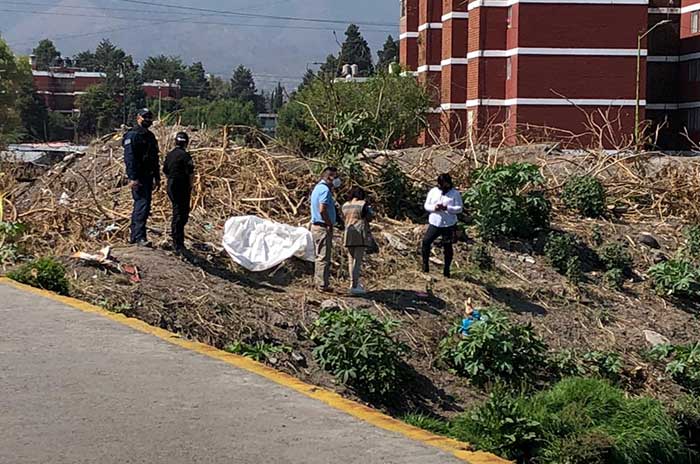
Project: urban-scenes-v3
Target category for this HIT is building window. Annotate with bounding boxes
[507,6,513,28]
[506,57,512,80]
[690,60,700,81]
[689,108,700,131]
[401,0,406,17]
[692,11,700,34]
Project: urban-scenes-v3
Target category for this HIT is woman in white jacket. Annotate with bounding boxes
[421,173,463,278]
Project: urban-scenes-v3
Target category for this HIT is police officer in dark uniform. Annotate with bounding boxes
[163,131,194,253]
[123,108,160,246]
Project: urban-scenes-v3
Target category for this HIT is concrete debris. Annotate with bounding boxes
[644,330,670,347]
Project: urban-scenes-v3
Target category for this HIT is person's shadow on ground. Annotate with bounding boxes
[364,289,446,315]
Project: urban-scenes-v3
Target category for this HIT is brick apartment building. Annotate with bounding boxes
[31,59,181,115]
[400,0,700,149]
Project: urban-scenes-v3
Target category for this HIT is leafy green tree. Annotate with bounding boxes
[271,82,285,112]
[277,73,429,160]
[377,35,399,72]
[208,75,230,100]
[32,39,61,71]
[141,55,185,83]
[229,65,263,112]
[73,50,97,70]
[297,69,317,94]
[180,99,258,128]
[182,62,210,99]
[337,24,374,77]
[319,54,339,80]
[0,36,25,146]
[15,58,50,141]
[75,84,119,135]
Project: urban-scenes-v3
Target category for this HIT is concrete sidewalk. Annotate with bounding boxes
[0,282,468,464]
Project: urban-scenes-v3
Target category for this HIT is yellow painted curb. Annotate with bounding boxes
[0,277,510,464]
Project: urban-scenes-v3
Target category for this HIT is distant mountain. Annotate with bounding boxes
[1,0,398,89]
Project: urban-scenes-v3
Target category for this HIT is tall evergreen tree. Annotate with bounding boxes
[229,65,263,112]
[319,54,339,81]
[271,82,285,112]
[208,75,230,100]
[337,24,374,77]
[377,35,399,72]
[32,39,61,71]
[141,55,186,83]
[298,69,316,93]
[183,62,210,99]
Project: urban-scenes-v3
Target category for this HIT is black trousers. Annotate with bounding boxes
[167,178,191,249]
[422,225,456,277]
[130,180,153,244]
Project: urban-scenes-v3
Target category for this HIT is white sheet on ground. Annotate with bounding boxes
[222,215,315,272]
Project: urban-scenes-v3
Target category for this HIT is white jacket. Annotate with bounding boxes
[424,187,464,227]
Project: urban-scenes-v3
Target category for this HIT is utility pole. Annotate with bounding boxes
[635,19,671,147]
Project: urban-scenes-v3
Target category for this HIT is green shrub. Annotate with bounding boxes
[598,242,633,275]
[604,268,625,291]
[450,388,542,461]
[464,163,550,241]
[8,256,69,295]
[649,343,700,394]
[376,161,426,219]
[582,351,623,383]
[683,225,700,261]
[673,395,700,454]
[0,221,26,265]
[545,233,581,279]
[562,175,607,218]
[402,413,450,435]
[180,99,259,129]
[548,349,587,379]
[453,378,687,463]
[469,243,494,270]
[439,307,547,387]
[277,74,430,159]
[648,259,700,299]
[224,340,291,363]
[311,308,406,397]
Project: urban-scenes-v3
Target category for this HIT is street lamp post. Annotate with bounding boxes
[636,19,672,147]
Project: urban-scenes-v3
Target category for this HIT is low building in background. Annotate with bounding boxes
[400,0,698,149]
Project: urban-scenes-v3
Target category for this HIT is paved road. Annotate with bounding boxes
[0,283,465,464]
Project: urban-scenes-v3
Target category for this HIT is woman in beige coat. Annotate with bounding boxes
[342,187,374,295]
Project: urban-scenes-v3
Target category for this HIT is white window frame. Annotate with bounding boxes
[401,0,407,18]
[692,11,700,34]
[506,57,512,80]
[507,6,513,28]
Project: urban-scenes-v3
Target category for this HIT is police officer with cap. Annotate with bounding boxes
[163,131,194,253]
[123,108,160,246]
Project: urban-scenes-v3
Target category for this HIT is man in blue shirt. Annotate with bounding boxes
[310,166,340,291]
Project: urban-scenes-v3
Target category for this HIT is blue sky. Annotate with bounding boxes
[0,0,398,88]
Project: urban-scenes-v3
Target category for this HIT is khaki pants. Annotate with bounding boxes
[347,247,366,289]
[311,225,332,289]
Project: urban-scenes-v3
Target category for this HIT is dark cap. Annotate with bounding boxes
[138,108,154,119]
[175,131,190,145]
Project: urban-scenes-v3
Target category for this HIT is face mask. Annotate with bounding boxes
[332,177,342,189]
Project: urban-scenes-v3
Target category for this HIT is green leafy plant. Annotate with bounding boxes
[311,308,406,397]
[604,268,625,291]
[402,413,450,435]
[648,259,700,299]
[225,340,291,363]
[376,161,426,219]
[8,256,69,295]
[592,225,604,246]
[673,395,700,455]
[545,233,583,282]
[683,225,700,261]
[548,349,587,379]
[450,388,542,461]
[464,163,551,240]
[582,351,623,383]
[562,175,607,218]
[469,243,494,271]
[598,242,633,275]
[0,221,26,265]
[439,307,547,387]
[649,343,700,394]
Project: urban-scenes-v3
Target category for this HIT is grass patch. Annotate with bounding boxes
[8,256,69,295]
